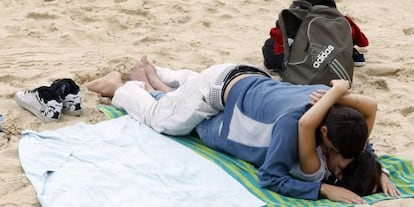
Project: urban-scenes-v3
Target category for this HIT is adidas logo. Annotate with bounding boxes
[313,45,335,68]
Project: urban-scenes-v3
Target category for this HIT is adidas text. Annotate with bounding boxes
[313,45,335,68]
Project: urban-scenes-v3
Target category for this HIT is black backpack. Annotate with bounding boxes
[277,0,354,86]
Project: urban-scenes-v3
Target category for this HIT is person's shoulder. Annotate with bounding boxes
[276,111,302,126]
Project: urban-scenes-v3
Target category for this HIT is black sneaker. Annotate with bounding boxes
[50,79,82,116]
[353,48,366,67]
[15,86,63,122]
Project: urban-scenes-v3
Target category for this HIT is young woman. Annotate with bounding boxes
[336,150,383,196]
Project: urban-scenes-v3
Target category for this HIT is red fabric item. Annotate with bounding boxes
[270,27,284,55]
[345,16,369,47]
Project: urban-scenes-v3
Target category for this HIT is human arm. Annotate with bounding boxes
[338,93,377,137]
[311,90,398,196]
[342,99,397,196]
[298,80,350,174]
[259,112,364,204]
[365,142,400,197]
[309,90,378,139]
[379,170,400,197]
[258,113,322,199]
[320,183,366,204]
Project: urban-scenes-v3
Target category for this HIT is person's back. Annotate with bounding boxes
[196,75,374,200]
[211,76,328,164]
[197,76,331,199]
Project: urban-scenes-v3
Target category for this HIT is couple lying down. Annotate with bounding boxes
[87,56,399,204]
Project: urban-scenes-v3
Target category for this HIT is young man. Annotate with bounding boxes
[87,56,398,203]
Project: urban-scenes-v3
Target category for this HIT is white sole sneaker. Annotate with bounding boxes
[15,87,63,122]
[354,62,366,67]
[62,91,82,116]
[50,79,82,116]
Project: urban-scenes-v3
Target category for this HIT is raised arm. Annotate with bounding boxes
[308,88,378,139]
[259,108,365,204]
[298,80,350,174]
[307,84,397,199]
[259,112,323,200]
[336,93,377,137]
[339,95,400,197]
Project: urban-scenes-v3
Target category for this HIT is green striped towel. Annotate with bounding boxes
[96,104,414,206]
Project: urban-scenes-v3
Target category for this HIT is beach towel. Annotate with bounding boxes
[19,115,265,207]
[96,104,414,206]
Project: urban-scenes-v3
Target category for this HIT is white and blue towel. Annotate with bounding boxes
[19,116,265,207]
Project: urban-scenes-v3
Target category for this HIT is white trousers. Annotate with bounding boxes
[112,63,237,136]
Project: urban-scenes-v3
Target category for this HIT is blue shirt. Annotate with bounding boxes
[196,76,330,200]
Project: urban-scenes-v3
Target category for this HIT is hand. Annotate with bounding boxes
[380,172,400,197]
[309,89,328,105]
[330,79,351,93]
[320,183,366,204]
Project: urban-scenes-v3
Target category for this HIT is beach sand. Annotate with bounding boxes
[1,0,413,206]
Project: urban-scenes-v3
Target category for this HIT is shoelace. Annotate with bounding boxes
[24,88,53,104]
[22,89,44,104]
[23,89,36,95]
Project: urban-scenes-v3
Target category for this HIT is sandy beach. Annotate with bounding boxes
[1,0,413,206]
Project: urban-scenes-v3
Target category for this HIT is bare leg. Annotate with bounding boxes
[86,71,123,97]
[129,59,155,92]
[141,56,172,93]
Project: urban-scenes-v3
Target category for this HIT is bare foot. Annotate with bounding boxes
[141,56,157,78]
[130,60,148,82]
[86,71,123,97]
[141,56,172,92]
[130,57,154,91]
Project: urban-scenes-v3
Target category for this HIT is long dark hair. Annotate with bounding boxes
[336,150,382,196]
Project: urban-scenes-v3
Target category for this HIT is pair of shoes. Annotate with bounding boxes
[353,48,366,67]
[15,79,82,122]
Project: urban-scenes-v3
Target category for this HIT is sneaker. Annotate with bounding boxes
[50,78,82,116]
[353,48,366,67]
[15,86,63,122]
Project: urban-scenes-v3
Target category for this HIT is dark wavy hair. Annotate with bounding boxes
[336,150,382,196]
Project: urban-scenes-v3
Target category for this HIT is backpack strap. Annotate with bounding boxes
[278,2,311,68]
[290,0,313,9]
